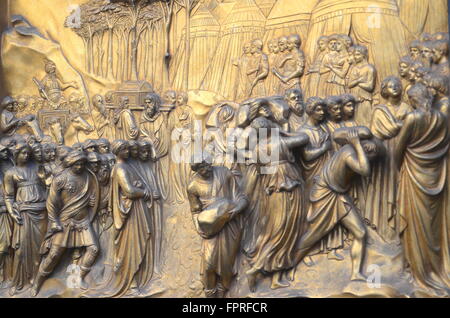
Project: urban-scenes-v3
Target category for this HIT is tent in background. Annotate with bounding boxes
[264,0,319,45]
[397,0,449,41]
[255,0,277,17]
[303,0,409,87]
[170,3,220,91]
[200,0,266,100]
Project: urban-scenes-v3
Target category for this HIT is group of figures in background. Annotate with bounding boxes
[0,27,449,298]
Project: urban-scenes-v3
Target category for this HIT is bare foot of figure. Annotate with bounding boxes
[286,267,295,281]
[246,269,258,293]
[327,250,344,261]
[270,272,290,290]
[303,256,315,266]
[350,272,367,282]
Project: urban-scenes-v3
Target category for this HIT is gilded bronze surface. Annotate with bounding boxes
[0,0,449,298]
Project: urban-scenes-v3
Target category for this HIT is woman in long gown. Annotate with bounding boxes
[245,117,309,291]
[366,77,411,240]
[3,142,47,295]
[168,92,195,204]
[304,36,329,98]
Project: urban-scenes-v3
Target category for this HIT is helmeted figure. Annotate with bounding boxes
[32,150,100,296]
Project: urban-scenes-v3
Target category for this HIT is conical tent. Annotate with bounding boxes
[209,0,236,25]
[304,0,409,87]
[397,0,449,41]
[264,0,319,44]
[200,0,266,100]
[170,3,220,91]
[255,0,277,17]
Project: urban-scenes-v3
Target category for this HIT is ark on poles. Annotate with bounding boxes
[200,0,266,100]
[170,3,220,91]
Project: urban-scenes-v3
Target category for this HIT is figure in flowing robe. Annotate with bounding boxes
[273,35,305,93]
[140,93,170,201]
[366,77,411,240]
[92,154,114,282]
[321,96,347,259]
[321,35,350,97]
[4,142,47,295]
[266,39,281,96]
[233,42,253,101]
[136,141,163,277]
[168,93,195,204]
[0,144,13,286]
[247,39,269,98]
[295,128,379,282]
[89,140,154,297]
[187,160,248,298]
[395,84,450,293]
[346,45,376,127]
[245,117,309,292]
[298,97,331,194]
[304,36,329,98]
[113,97,139,141]
[92,95,114,140]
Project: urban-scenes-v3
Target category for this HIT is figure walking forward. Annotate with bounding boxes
[187,157,248,298]
[294,128,382,281]
[32,150,99,296]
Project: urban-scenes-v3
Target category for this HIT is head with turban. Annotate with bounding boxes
[97,138,110,154]
[63,151,87,175]
[111,140,129,159]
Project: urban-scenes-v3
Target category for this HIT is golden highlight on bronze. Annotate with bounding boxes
[0,0,449,298]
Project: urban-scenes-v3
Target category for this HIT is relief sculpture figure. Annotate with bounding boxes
[187,157,248,298]
[32,150,99,296]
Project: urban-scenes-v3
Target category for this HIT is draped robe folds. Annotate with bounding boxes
[189,167,247,281]
[397,109,450,292]
[304,0,409,87]
[90,162,153,297]
[307,148,356,238]
[347,63,376,127]
[93,179,114,276]
[168,106,195,204]
[0,161,12,255]
[246,137,306,273]
[321,121,347,252]
[130,158,163,277]
[266,53,280,96]
[235,54,252,101]
[324,52,348,97]
[299,124,331,193]
[4,163,47,289]
[278,50,305,92]
[366,103,411,240]
[92,108,114,140]
[140,111,170,200]
[304,49,327,98]
[115,109,139,141]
